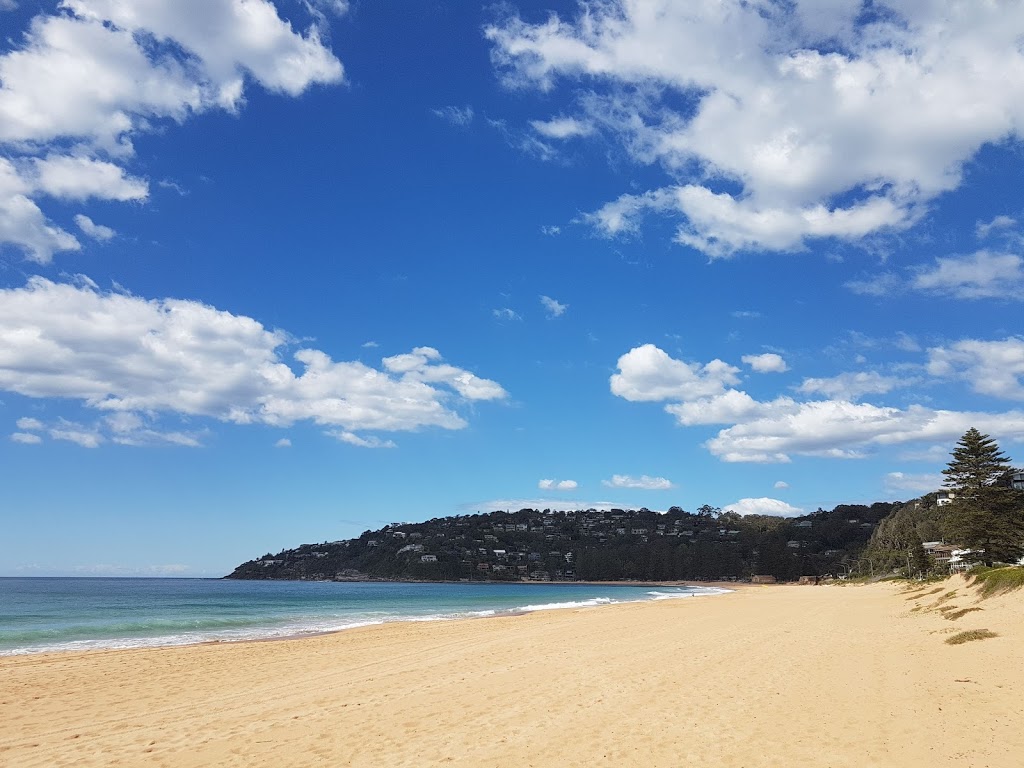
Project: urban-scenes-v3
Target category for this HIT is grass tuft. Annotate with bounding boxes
[945,629,997,645]
[967,566,1024,598]
[942,607,983,621]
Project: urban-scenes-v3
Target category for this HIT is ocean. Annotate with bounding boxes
[0,578,728,656]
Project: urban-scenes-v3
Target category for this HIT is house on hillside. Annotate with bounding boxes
[936,491,956,507]
[1011,471,1024,491]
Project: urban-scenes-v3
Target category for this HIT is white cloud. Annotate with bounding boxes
[731,310,761,319]
[493,307,521,321]
[898,444,950,463]
[927,338,1024,400]
[540,224,561,236]
[487,2,1024,257]
[50,423,103,448]
[773,480,789,490]
[74,214,115,241]
[912,251,1024,300]
[332,431,396,449]
[976,215,1017,240]
[848,250,1024,300]
[884,472,944,495]
[611,343,739,402]
[432,105,474,126]
[0,0,342,260]
[11,432,41,444]
[612,342,1024,463]
[0,278,506,446]
[845,271,903,297]
[722,498,802,517]
[540,295,567,317]
[16,416,43,430]
[274,437,291,448]
[602,474,675,490]
[530,116,593,139]
[539,478,578,491]
[742,353,787,373]
[797,371,908,401]
[32,155,148,201]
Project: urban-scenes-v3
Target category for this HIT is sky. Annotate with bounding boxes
[2,0,1024,577]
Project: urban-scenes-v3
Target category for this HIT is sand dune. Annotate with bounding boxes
[2,578,1021,767]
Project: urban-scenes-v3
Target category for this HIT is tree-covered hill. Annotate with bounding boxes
[226,502,899,582]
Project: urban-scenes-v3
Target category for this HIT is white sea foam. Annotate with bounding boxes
[516,597,616,612]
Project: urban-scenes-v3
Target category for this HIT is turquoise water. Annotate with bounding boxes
[0,578,727,655]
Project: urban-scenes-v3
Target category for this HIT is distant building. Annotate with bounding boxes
[1011,471,1024,491]
[936,491,955,507]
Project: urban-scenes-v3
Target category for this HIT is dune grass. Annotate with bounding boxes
[945,629,998,645]
[967,566,1024,598]
[941,607,983,621]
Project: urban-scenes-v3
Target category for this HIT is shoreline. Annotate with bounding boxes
[0,581,734,659]
[5,578,1019,767]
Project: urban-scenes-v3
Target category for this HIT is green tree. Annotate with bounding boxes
[941,428,1024,566]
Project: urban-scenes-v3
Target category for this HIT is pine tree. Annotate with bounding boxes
[941,428,1024,566]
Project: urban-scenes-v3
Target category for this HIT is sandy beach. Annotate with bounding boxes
[2,578,1021,768]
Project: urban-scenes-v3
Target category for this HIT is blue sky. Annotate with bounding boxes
[2,0,1024,577]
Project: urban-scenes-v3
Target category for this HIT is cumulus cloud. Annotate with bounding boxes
[274,437,291,448]
[493,307,521,322]
[602,474,675,490]
[11,432,42,444]
[927,338,1024,400]
[74,214,115,241]
[742,353,787,373]
[486,2,1024,257]
[611,343,739,402]
[540,295,567,317]
[773,480,789,490]
[539,478,578,491]
[16,417,43,430]
[612,342,1024,463]
[0,0,342,261]
[722,498,802,517]
[0,278,506,447]
[884,472,944,495]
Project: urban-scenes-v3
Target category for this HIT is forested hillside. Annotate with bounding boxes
[227,502,899,582]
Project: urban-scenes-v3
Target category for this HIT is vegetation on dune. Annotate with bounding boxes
[967,566,1024,598]
[945,629,998,645]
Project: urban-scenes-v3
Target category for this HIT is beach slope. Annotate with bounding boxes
[1,579,1021,767]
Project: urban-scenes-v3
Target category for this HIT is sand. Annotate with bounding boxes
[2,578,1021,768]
